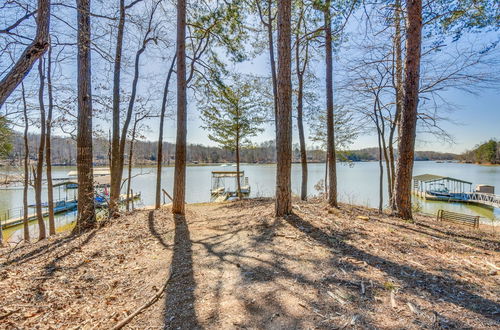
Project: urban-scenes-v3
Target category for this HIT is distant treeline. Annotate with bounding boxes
[460,140,500,164]
[1,133,458,166]
[341,148,458,162]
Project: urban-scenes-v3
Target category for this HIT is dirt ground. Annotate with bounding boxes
[1,198,499,329]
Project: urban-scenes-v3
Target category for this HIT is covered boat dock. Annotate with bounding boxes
[413,174,472,201]
[210,171,250,202]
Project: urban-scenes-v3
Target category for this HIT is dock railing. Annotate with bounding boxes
[0,197,76,229]
[465,192,500,208]
[0,205,30,223]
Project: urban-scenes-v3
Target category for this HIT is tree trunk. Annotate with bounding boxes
[295,12,308,201]
[35,59,47,240]
[267,0,278,130]
[46,43,55,235]
[324,156,328,196]
[110,0,126,218]
[117,43,149,210]
[74,0,96,231]
[373,102,383,213]
[377,134,384,213]
[0,0,51,108]
[236,132,242,200]
[297,82,307,201]
[325,1,338,208]
[376,98,392,204]
[155,55,177,209]
[393,0,422,220]
[22,83,30,242]
[173,0,187,215]
[390,0,404,210]
[382,139,392,203]
[126,138,134,212]
[275,0,292,217]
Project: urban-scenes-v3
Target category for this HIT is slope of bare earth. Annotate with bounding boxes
[0,198,499,329]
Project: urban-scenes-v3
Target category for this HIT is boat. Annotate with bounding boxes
[65,183,78,189]
[120,192,141,203]
[95,195,108,208]
[53,199,78,213]
[426,183,452,198]
[94,192,141,209]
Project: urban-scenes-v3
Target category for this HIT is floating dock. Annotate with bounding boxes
[0,199,77,229]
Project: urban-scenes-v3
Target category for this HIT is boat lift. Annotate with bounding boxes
[211,171,250,202]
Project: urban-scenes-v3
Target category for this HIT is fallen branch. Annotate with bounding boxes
[112,266,172,330]
[0,309,19,320]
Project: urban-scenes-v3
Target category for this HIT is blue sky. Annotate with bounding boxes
[155,37,499,155]
[2,4,498,155]
[154,13,500,155]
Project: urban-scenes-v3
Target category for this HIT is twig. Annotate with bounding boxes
[112,266,172,330]
[0,240,24,261]
[0,309,19,320]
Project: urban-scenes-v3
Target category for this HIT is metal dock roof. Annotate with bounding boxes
[413,174,472,184]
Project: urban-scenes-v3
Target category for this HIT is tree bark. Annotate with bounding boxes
[75,0,96,231]
[126,134,134,212]
[155,55,177,209]
[275,0,292,217]
[297,78,307,201]
[324,156,328,195]
[373,101,383,213]
[236,132,242,200]
[0,0,51,108]
[22,83,30,242]
[376,98,392,205]
[389,0,404,210]
[324,1,338,208]
[46,43,55,235]
[35,58,47,240]
[393,0,422,220]
[173,0,187,215]
[267,0,278,130]
[295,9,308,201]
[109,0,126,218]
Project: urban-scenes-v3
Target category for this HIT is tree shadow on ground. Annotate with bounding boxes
[284,213,500,323]
[31,230,97,302]
[414,221,500,250]
[148,210,173,249]
[163,213,200,329]
[371,214,500,251]
[189,209,377,328]
[1,230,91,267]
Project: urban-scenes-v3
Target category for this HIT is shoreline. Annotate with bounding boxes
[1,198,498,328]
[2,198,498,245]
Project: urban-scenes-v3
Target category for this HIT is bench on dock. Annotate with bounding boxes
[436,209,479,229]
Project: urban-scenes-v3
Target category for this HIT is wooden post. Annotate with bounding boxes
[131,189,134,210]
[0,218,4,246]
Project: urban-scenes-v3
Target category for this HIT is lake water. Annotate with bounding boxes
[1,161,499,242]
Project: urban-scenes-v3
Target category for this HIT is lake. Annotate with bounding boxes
[1,161,499,242]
